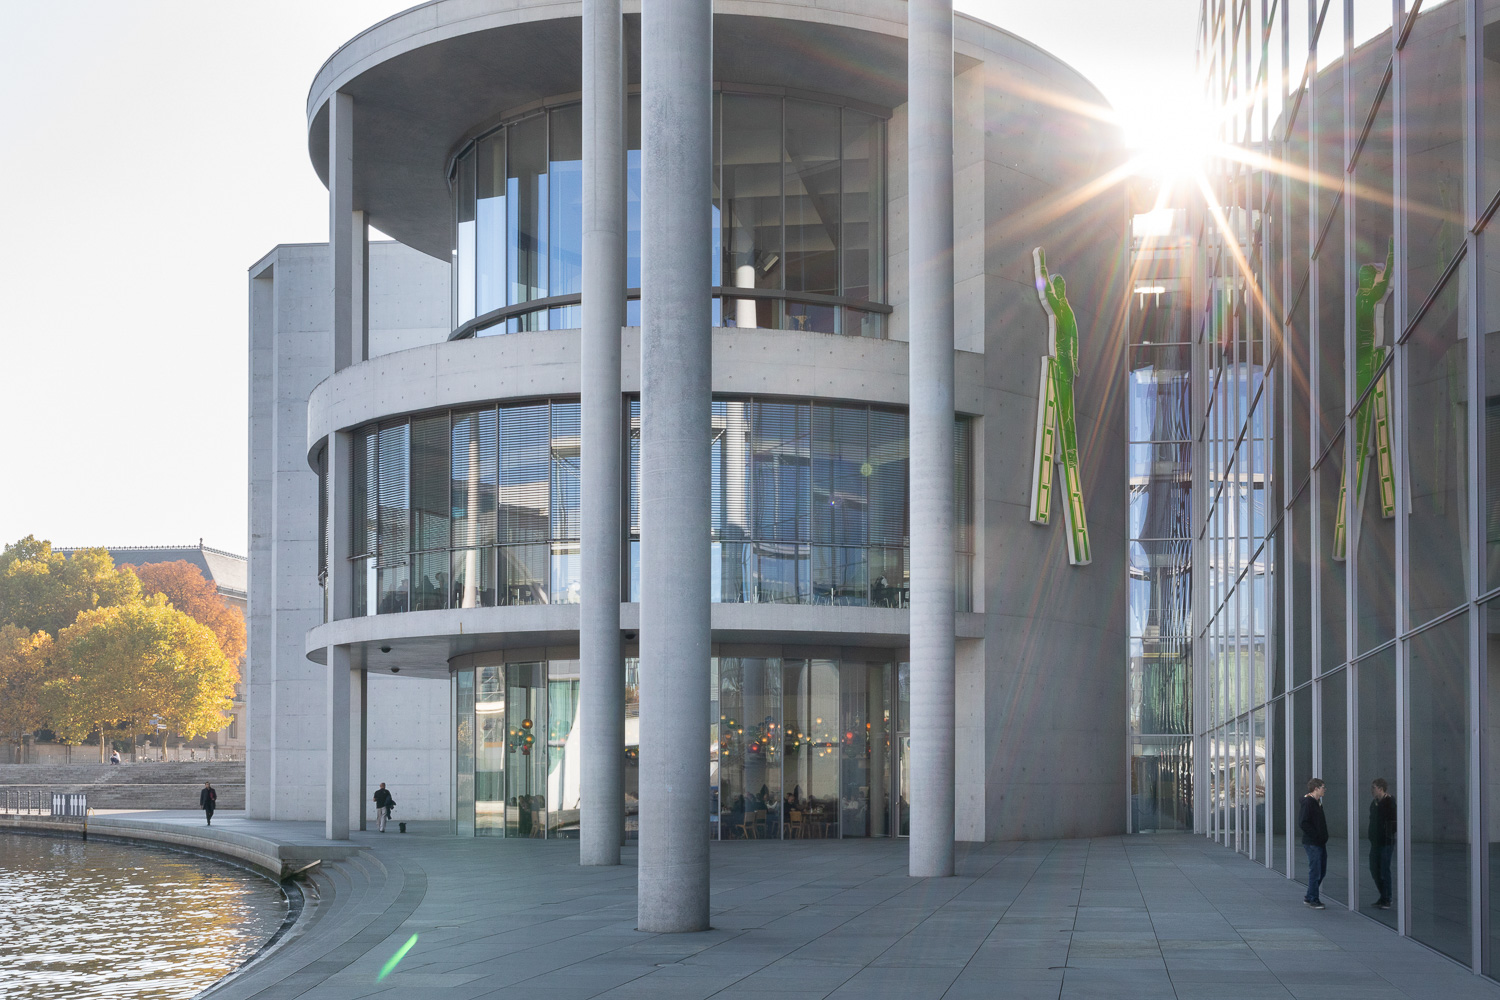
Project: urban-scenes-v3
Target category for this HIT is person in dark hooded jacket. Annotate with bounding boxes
[199,782,217,826]
[1299,778,1328,909]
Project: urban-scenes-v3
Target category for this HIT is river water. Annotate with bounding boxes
[0,833,288,999]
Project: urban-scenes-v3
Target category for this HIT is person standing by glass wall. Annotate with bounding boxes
[1367,778,1396,910]
[1299,778,1328,909]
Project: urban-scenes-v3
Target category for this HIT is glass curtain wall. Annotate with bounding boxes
[1128,210,1196,832]
[455,652,896,841]
[450,94,887,338]
[341,397,973,613]
[1196,0,1500,975]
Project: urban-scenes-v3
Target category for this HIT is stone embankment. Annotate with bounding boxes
[0,761,244,809]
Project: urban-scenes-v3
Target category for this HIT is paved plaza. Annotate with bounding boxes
[87,814,1480,1000]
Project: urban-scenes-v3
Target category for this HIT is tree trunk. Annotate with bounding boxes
[98,727,106,763]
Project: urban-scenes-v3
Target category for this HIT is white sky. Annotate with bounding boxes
[0,1,1198,558]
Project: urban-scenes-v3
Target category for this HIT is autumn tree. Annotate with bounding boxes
[0,625,53,756]
[0,536,142,638]
[130,560,246,666]
[46,599,237,763]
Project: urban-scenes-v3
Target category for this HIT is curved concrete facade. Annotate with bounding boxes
[248,0,1129,843]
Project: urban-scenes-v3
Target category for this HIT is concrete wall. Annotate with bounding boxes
[248,241,453,821]
[972,52,1129,841]
[368,241,451,358]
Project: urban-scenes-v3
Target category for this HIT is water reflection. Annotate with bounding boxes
[0,833,287,999]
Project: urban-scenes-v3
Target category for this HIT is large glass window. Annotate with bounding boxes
[346,397,971,613]
[451,94,887,337]
[458,652,896,841]
[1408,612,1470,961]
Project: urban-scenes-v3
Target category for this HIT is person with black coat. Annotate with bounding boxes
[374,783,395,832]
[1299,778,1329,909]
[1368,778,1397,910]
[199,782,217,826]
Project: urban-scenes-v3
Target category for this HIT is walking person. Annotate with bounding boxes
[1368,778,1396,910]
[200,781,217,826]
[373,782,395,833]
[1300,778,1328,909]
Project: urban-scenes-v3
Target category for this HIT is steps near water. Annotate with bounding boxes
[0,761,245,810]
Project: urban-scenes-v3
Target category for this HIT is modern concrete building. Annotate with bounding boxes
[246,0,1129,871]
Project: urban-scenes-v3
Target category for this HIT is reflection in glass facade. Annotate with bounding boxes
[338,397,973,614]
[450,94,887,337]
[453,653,901,841]
[1195,0,1500,976]
[1128,210,1194,833]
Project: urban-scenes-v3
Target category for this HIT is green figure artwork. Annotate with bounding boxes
[1333,237,1395,561]
[1029,247,1091,566]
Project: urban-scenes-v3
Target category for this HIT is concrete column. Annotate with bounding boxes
[326,644,351,840]
[638,0,712,932]
[580,0,628,867]
[906,0,956,878]
[330,92,367,371]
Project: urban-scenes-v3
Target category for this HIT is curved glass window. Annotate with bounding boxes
[344,397,970,615]
[450,94,887,338]
[453,651,900,840]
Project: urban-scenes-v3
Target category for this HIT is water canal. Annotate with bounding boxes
[0,833,288,999]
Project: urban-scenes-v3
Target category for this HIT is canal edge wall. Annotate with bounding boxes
[0,813,362,879]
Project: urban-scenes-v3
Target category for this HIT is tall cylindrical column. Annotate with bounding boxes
[580,0,628,868]
[638,0,713,932]
[907,0,956,878]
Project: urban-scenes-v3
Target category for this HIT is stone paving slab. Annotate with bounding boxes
[45,816,1500,1000]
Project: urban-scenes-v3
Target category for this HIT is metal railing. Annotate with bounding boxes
[52,793,88,817]
[2,790,88,815]
[449,287,892,341]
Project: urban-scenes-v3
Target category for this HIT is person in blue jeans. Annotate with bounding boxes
[1300,778,1329,909]
[1367,778,1396,910]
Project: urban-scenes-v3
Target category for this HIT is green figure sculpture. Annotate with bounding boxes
[1029,247,1091,566]
[1334,237,1395,561]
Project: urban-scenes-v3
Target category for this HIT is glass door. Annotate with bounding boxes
[475,665,505,836]
[505,662,548,837]
[839,662,892,837]
[782,659,840,838]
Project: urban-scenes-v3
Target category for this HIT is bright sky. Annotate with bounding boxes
[0,1,1198,558]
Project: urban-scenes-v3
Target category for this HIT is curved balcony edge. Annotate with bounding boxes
[304,604,986,677]
[305,326,988,465]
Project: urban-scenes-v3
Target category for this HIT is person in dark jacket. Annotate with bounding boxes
[1367,778,1396,910]
[373,783,395,832]
[200,782,217,826]
[1299,778,1328,909]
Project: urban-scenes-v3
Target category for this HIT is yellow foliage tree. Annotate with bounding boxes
[47,599,237,762]
[0,536,142,638]
[0,625,53,757]
[130,560,246,667]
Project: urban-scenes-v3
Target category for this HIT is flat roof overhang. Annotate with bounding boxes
[305,0,1106,261]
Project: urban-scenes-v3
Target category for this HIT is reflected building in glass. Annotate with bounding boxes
[246,0,1129,853]
[1191,0,1500,978]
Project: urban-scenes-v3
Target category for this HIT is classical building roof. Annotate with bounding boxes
[58,542,247,603]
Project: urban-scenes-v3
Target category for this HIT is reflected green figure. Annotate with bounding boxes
[1334,237,1395,561]
[1029,247,1091,566]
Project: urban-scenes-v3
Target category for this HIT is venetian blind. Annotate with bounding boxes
[376,422,410,565]
[499,402,551,543]
[410,414,452,552]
